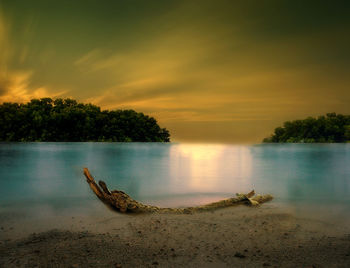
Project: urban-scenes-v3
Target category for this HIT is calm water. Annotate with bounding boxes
[0,143,349,221]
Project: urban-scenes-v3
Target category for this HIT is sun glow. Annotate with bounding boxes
[169,144,253,193]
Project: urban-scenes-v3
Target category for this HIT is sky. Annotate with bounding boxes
[0,0,349,142]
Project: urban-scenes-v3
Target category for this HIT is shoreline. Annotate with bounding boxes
[1,205,349,267]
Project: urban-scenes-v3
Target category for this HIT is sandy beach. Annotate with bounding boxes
[1,203,349,268]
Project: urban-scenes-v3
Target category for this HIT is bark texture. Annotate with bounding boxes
[83,168,273,214]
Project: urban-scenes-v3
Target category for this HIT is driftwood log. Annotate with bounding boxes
[83,168,273,214]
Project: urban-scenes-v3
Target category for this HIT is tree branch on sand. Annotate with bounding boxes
[83,168,273,214]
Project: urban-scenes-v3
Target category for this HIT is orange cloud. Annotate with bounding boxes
[0,71,67,103]
[0,8,68,104]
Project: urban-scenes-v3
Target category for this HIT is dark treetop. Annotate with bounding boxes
[263,113,350,143]
[0,98,170,142]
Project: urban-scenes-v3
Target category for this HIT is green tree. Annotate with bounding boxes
[345,125,350,141]
[263,113,350,143]
[0,98,170,142]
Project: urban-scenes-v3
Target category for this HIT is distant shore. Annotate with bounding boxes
[1,205,349,267]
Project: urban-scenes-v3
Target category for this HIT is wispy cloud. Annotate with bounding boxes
[1,0,349,142]
[0,71,67,103]
[0,7,68,103]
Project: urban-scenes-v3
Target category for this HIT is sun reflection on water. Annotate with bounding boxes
[169,144,253,194]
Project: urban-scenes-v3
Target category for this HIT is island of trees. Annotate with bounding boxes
[263,113,350,143]
[0,98,170,142]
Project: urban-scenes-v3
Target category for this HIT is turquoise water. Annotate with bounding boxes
[0,143,349,219]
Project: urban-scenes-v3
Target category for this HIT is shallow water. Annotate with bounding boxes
[0,143,349,223]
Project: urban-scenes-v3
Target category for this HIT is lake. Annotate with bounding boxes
[1,143,349,224]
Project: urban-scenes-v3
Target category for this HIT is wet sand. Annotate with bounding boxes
[1,204,350,267]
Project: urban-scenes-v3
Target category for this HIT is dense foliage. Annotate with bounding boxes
[263,113,350,143]
[0,98,170,142]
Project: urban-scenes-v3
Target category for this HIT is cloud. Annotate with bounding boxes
[0,71,67,103]
[74,49,102,67]
[1,1,350,142]
[0,7,11,75]
[0,6,68,104]
[0,77,10,96]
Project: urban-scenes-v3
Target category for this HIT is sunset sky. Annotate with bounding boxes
[1,0,349,142]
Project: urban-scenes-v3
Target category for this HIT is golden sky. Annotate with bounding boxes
[1,0,349,142]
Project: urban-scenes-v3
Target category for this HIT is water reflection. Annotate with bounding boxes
[250,144,350,207]
[0,143,349,218]
[169,144,252,193]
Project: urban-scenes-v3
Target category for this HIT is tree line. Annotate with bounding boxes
[0,98,170,142]
[263,113,350,143]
